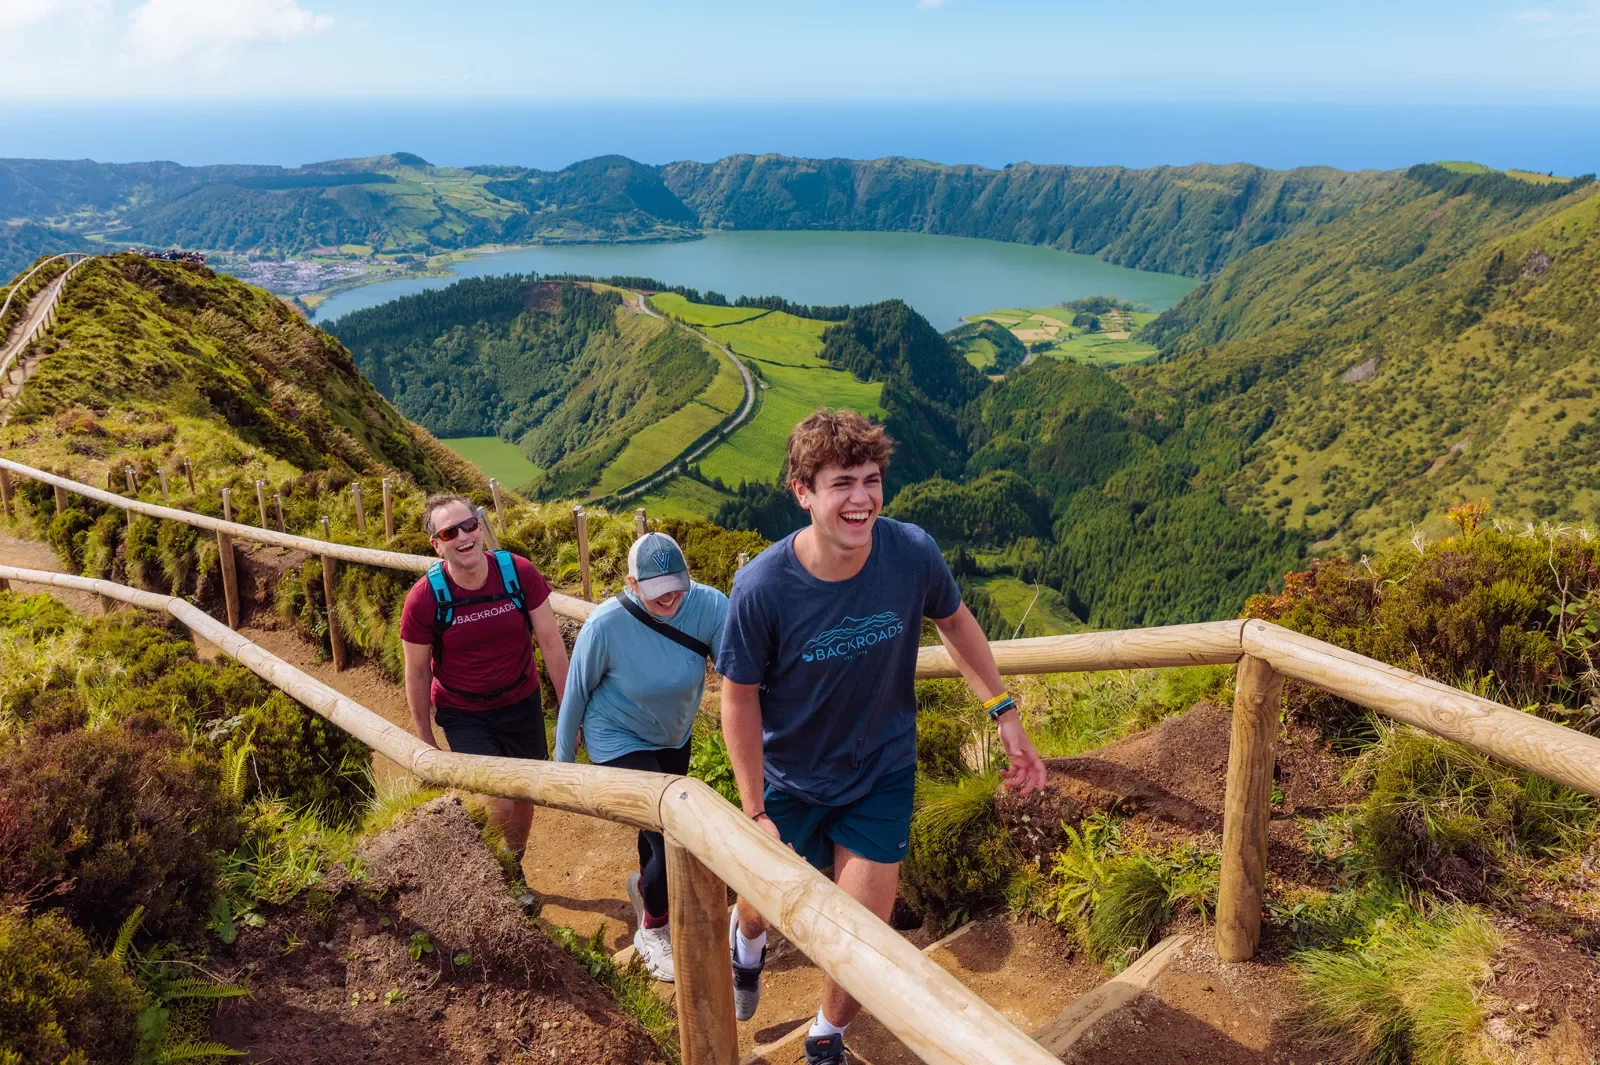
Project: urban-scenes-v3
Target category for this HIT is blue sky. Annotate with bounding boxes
[1,0,1597,102]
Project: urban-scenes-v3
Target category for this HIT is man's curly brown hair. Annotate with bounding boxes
[786,408,894,489]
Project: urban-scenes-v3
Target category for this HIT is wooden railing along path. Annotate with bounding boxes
[0,253,93,421]
[4,456,1600,1065]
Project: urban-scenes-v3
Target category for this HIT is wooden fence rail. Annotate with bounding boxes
[6,457,1600,1057]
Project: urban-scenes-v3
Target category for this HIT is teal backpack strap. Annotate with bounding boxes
[427,561,453,629]
[493,551,526,612]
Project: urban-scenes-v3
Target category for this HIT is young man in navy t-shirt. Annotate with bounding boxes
[717,410,1047,1064]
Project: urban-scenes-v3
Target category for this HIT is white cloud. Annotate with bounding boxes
[127,0,332,63]
[0,0,109,30]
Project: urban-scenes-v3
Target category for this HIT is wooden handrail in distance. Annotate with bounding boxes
[0,564,1062,1065]
[0,458,596,622]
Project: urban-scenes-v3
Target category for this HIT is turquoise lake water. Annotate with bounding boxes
[309,230,1198,333]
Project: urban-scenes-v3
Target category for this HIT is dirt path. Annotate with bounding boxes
[0,526,103,615]
[0,278,65,418]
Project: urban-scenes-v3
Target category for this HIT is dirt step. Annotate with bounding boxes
[1055,937,1324,1065]
[743,916,1105,1065]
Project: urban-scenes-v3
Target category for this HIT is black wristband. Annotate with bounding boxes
[750,810,771,823]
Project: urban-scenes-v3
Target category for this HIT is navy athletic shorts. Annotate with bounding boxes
[434,692,549,760]
[764,765,917,870]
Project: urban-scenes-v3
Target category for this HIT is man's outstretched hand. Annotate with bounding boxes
[996,715,1047,796]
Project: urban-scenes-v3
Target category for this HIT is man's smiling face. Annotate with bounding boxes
[794,461,883,552]
[428,499,484,567]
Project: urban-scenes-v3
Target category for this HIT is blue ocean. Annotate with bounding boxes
[1,101,1595,176]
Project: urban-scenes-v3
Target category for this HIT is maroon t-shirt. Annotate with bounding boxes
[400,553,553,711]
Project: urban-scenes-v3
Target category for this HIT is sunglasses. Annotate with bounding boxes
[434,514,481,542]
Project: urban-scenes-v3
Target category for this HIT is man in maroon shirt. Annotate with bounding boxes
[400,494,569,861]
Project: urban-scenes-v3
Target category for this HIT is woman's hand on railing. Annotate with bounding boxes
[997,714,1047,796]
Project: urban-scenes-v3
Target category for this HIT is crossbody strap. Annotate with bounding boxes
[614,594,712,659]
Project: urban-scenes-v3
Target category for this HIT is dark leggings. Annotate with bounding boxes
[598,738,693,920]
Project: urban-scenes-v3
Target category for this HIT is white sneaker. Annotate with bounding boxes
[626,871,646,928]
[634,923,675,982]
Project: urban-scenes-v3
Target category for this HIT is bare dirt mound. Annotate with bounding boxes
[997,703,1361,863]
[1488,930,1600,1062]
[212,797,665,1065]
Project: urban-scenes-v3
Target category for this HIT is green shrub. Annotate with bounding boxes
[1046,815,1218,966]
[0,910,142,1065]
[688,729,739,806]
[0,716,243,938]
[1249,521,1600,734]
[901,773,1018,925]
[1293,904,1501,1065]
[1360,726,1595,894]
[0,591,76,641]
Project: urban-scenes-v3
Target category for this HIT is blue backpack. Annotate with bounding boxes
[426,550,532,701]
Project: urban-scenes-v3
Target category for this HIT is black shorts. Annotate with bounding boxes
[434,692,549,760]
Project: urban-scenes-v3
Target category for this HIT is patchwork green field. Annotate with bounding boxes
[643,294,884,517]
[590,332,746,496]
[971,305,1160,367]
[441,436,544,490]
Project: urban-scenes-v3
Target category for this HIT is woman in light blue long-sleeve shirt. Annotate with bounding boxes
[554,533,727,982]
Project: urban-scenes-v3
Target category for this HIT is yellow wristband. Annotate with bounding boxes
[981,692,1011,711]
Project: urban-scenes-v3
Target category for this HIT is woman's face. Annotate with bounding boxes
[627,576,684,618]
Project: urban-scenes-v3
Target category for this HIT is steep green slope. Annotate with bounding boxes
[0,252,481,490]
[1135,166,1600,549]
[331,276,724,498]
[664,156,1395,277]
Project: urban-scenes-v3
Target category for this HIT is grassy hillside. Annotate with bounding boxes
[965,302,1160,368]
[1136,164,1600,550]
[0,253,481,493]
[331,275,734,499]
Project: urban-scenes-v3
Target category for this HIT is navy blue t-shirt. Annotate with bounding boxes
[716,517,962,806]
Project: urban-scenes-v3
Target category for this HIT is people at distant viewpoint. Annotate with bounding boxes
[399,494,570,867]
[554,532,728,983]
[716,409,1047,1065]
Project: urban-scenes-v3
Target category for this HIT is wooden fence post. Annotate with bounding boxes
[221,487,233,523]
[255,480,268,528]
[352,483,367,535]
[215,529,240,630]
[157,467,170,501]
[635,507,647,538]
[574,505,592,600]
[1217,654,1285,962]
[53,478,67,516]
[104,468,114,490]
[382,479,393,540]
[124,465,136,494]
[0,468,11,519]
[489,479,506,536]
[183,459,195,496]
[735,552,748,570]
[274,493,286,533]
[666,836,740,1065]
[320,516,347,672]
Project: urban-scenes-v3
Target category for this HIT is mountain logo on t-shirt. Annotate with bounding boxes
[799,612,906,663]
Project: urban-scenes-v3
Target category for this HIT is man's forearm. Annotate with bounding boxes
[403,662,435,744]
[722,685,767,816]
[935,604,1004,702]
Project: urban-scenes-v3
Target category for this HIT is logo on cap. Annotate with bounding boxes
[650,548,671,571]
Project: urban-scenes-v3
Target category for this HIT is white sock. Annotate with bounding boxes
[809,1008,848,1039]
[734,925,767,968]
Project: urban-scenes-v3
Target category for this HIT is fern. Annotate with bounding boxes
[158,978,250,1002]
[112,904,145,967]
[220,731,256,802]
[155,1040,246,1062]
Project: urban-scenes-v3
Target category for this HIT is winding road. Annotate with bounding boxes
[611,290,759,502]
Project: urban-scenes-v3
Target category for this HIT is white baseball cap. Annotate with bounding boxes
[629,532,691,599]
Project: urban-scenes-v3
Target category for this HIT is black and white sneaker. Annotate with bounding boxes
[804,1033,850,1064]
[728,909,765,1021]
